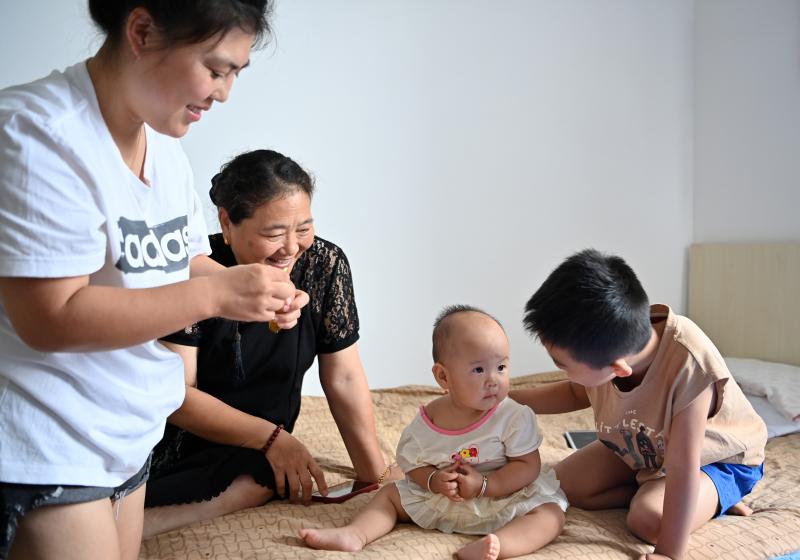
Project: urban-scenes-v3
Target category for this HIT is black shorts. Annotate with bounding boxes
[0,457,150,559]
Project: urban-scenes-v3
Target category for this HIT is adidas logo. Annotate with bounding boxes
[115,216,190,273]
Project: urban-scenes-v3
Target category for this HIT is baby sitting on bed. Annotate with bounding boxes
[300,305,567,560]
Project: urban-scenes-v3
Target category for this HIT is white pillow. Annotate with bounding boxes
[724,357,800,422]
[745,394,800,439]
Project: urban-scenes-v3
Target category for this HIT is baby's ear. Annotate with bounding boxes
[432,363,449,390]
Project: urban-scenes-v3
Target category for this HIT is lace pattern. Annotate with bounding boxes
[293,237,359,350]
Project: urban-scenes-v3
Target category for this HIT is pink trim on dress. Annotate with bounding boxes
[419,402,500,435]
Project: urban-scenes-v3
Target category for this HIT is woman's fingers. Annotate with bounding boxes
[287,471,302,503]
[214,264,297,322]
[273,289,309,329]
[273,308,301,329]
[292,289,310,309]
[272,466,287,499]
[272,465,304,502]
[293,458,327,505]
[308,460,328,498]
[265,434,325,504]
[298,470,314,505]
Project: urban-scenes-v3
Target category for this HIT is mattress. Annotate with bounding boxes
[140,372,800,559]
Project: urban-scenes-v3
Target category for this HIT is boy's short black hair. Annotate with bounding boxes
[432,304,503,363]
[523,249,651,368]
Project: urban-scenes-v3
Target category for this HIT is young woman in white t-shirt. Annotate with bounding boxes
[0,2,305,559]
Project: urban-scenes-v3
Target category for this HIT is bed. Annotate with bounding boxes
[140,242,800,559]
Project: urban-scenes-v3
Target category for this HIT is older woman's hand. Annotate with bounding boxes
[212,264,295,322]
[273,289,309,330]
[265,429,327,504]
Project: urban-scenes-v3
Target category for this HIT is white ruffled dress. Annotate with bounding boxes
[395,398,568,535]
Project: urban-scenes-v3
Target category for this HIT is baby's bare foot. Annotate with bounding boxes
[727,501,753,516]
[299,527,367,552]
[455,534,500,560]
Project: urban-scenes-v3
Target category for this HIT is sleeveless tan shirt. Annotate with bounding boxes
[585,305,767,483]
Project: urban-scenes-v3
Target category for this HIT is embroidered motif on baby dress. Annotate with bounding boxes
[451,446,479,463]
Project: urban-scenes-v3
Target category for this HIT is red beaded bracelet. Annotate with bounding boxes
[261,424,284,454]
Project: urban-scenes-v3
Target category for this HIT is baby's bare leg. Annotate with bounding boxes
[300,484,410,551]
[457,502,565,560]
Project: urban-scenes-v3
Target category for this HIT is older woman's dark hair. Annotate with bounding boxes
[209,149,315,225]
[523,249,652,369]
[89,0,273,48]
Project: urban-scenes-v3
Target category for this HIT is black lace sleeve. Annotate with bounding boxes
[298,237,360,354]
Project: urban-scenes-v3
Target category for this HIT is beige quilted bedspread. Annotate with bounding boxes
[140,372,800,560]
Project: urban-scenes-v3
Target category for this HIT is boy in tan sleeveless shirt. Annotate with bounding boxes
[511,250,767,560]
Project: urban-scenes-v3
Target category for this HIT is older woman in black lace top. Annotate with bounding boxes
[143,149,394,536]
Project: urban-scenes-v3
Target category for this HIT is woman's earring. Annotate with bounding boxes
[223,236,230,245]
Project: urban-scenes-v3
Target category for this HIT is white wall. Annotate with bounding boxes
[694,0,800,242]
[1,1,694,394]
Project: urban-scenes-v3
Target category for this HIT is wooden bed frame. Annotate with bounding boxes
[688,242,800,366]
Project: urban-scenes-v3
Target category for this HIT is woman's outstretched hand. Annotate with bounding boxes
[264,430,327,505]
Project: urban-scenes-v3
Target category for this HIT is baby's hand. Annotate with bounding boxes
[455,462,484,499]
[429,464,463,502]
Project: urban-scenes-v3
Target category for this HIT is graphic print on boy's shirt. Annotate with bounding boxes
[597,410,665,474]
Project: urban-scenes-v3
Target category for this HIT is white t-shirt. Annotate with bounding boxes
[396,397,543,475]
[0,62,211,487]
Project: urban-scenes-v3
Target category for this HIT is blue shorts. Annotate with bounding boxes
[700,462,764,517]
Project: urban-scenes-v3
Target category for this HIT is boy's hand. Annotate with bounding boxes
[455,462,485,499]
[429,464,463,502]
